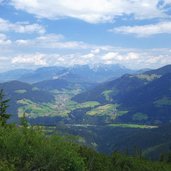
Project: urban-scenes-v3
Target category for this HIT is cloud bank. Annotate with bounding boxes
[110,22,171,37]
[0,0,171,71]
[10,0,170,23]
[0,18,45,34]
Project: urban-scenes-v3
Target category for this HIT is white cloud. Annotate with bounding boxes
[37,34,64,42]
[126,52,140,60]
[0,31,171,70]
[0,34,12,45]
[102,52,139,62]
[10,0,167,23]
[103,51,171,69]
[0,18,45,34]
[102,52,119,61]
[1,48,171,70]
[82,53,95,60]
[164,0,171,4]
[15,39,29,45]
[111,21,171,37]
[0,56,9,62]
[146,56,163,64]
[15,34,90,49]
[0,29,170,70]
[11,53,47,66]
[91,48,100,54]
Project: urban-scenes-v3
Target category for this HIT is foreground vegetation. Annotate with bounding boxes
[0,125,171,171]
[1,90,171,170]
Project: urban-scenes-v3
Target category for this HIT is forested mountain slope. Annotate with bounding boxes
[73,65,171,124]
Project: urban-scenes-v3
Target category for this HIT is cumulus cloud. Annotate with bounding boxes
[0,18,45,34]
[163,0,171,4]
[15,34,63,46]
[0,34,12,45]
[11,53,47,66]
[15,34,91,49]
[102,52,140,64]
[0,56,9,62]
[10,0,168,23]
[91,48,100,54]
[0,48,169,70]
[101,51,171,68]
[15,39,29,45]
[110,21,171,37]
[1,30,171,70]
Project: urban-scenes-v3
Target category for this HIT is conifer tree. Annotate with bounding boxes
[0,89,10,126]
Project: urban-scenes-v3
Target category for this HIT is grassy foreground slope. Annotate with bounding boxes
[0,125,171,171]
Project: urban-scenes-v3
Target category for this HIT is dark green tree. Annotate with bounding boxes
[0,89,10,126]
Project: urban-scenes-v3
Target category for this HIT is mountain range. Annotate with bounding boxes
[0,64,134,83]
[73,64,171,124]
[0,64,171,125]
[0,64,133,122]
[1,64,171,157]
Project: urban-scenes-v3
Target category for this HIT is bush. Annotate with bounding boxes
[0,125,171,171]
[0,126,85,171]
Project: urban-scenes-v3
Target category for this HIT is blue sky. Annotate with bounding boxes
[0,0,171,71]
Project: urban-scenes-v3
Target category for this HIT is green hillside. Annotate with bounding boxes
[73,65,171,124]
[0,81,55,122]
[1,124,171,171]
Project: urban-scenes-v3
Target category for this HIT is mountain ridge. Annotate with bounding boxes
[0,64,135,83]
[73,64,171,124]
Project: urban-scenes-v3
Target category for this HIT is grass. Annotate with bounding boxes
[117,110,128,116]
[16,92,130,123]
[78,101,100,108]
[136,74,160,81]
[154,97,171,107]
[102,90,113,101]
[17,88,86,118]
[109,123,158,129]
[15,87,125,120]
[102,88,119,101]
[15,89,27,94]
[17,99,69,118]
[86,104,118,116]
[17,92,100,119]
[32,87,40,91]
[45,123,158,129]
[86,103,128,118]
[16,88,145,123]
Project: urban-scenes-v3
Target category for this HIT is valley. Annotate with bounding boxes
[0,64,171,160]
[1,2,171,169]
[16,88,121,123]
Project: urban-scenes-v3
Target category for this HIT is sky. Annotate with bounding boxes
[0,0,171,71]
